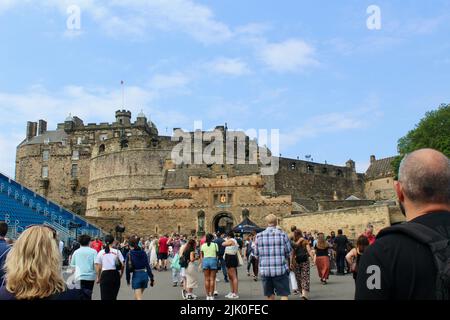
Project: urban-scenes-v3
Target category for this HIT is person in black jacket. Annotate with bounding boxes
[356,149,450,300]
[125,237,155,300]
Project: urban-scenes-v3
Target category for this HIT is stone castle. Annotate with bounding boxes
[15,110,400,237]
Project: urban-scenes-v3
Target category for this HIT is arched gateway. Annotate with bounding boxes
[213,212,234,234]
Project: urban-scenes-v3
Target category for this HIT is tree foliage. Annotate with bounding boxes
[392,103,450,179]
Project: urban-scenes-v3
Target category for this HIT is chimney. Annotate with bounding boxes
[26,121,38,140]
[370,155,376,164]
[38,120,47,135]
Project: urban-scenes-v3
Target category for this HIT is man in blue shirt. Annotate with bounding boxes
[70,234,98,298]
[255,214,292,300]
[0,222,11,286]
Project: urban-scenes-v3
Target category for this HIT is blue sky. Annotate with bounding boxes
[1,0,449,176]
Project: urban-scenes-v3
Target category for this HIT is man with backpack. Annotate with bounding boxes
[355,149,450,300]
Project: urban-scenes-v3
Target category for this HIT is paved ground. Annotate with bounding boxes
[80,262,355,300]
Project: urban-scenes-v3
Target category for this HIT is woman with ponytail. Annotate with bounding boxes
[200,233,219,300]
[95,235,125,300]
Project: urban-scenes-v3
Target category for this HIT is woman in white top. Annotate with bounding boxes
[222,231,240,299]
[95,235,125,300]
[149,237,158,269]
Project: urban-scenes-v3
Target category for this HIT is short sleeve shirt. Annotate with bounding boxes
[159,237,169,254]
[95,248,124,271]
[201,243,218,258]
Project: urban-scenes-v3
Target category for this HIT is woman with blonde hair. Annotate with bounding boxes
[0,225,89,300]
[313,232,331,284]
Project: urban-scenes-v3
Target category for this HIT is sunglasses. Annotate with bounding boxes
[26,224,57,239]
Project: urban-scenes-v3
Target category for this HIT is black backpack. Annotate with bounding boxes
[377,222,450,300]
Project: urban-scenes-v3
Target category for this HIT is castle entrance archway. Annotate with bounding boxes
[213,212,234,234]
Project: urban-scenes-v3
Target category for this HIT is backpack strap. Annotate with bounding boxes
[377,222,450,300]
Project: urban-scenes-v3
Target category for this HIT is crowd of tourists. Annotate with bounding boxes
[0,217,374,301]
[0,148,448,300]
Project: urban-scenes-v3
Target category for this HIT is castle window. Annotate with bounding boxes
[42,150,49,162]
[71,164,78,178]
[79,187,88,196]
[99,144,105,153]
[387,179,390,184]
[307,165,314,173]
[77,137,82,145]
[42,166,49,179]
[322,167,328,174]
[121,139,129,149]
[290,163,296,170]
[72,150,79,161]
[336,169,343,177]
[100,134,108,141]
[242,209,250,220]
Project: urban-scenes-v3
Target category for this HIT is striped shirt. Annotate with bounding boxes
[255,227,292,277]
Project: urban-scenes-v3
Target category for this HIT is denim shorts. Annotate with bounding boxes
[202,257,218,270]
[132,270,149,290]
[261,273,290,297]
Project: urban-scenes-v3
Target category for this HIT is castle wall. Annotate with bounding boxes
[93,174,292,236]
[274,158,366,211]
[282,205,392,240]
[365,177,396,200]
[317,199,375,211]
[15,140,91,215]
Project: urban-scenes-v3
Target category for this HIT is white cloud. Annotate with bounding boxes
[1,0,233,44]
[0,133,22,177]
[0,83,201,175]
[279,109,378,151]
[259,39,319,72]
[208,58,250,76]
[149,72,190,90]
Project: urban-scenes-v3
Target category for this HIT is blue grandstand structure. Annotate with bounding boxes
[0,172,103,244]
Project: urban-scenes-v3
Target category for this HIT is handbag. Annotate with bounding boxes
[127,252,134,272]
[237,250,244,267]
[289,272,298,291]
[115,249,123,271]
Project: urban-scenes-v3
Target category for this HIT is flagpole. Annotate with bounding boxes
[121,80,124,108]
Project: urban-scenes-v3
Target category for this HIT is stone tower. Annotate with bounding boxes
[115,110,132,126]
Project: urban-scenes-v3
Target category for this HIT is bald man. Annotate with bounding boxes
[355,148,450,300]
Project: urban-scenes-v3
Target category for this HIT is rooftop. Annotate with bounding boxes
[365,156,397,180]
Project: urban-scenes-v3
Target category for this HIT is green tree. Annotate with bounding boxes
[392,103,450,179]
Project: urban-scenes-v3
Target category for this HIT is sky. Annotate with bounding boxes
[1,0,449,177]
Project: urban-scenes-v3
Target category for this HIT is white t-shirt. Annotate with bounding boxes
[95,248,125,271]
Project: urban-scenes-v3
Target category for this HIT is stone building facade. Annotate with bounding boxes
[364,155,397,201]
[15,110,398,236]
[282,204,404,241]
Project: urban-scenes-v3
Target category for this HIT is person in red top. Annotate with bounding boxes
[158,234,169,271]
[90,237,103,253]
[362,224,376,245]
[200,235,206,246]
